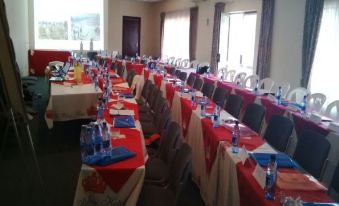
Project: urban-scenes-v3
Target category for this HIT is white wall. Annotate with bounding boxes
[270,0,305,89]
[106,0,158,56]
[4,0,29,76]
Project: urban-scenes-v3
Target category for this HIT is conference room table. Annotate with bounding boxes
[45,71,102,129]
[161,74,336,206]
[73,77,147,206]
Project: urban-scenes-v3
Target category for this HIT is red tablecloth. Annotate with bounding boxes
[201,118,264,174]
[181,98,197,137]
[166,83,177,107]
[203,76,218,85]
[132,64,144,75]
[144,69,150,80]
[103,100,139,125]
[260,97,287,123]
[153,74,163,89]
[90,129,144,193]
[292,113,330,137]
[234,88,257,113]
[236,159,332,206]
[164,65,172,74]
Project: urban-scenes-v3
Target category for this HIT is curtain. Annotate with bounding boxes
[160,12,165,58]
[189,7,198,61]
[309,0,339,104]
[301,0,324,87]
[162,9,190,60]
[210,2,225,74]
[256,0,275,79]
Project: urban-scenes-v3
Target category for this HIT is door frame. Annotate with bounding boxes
[122,16,141,57]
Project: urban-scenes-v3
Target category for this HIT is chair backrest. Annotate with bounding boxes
[117,64,124,77]
[212,87,227,107]
[259,78,275,92]
[224,94,243,118]
[127,70,136,87]
[186,73,196,87]
[242,103,265,133]
[233,72,247,84]
[274,82,291,98]
[159,121,181,163]
[201,82,215,98]
[264,115,294,152]
[178,71,187,81]
[168,143,192,199]
[150,89,162,110]
[308,93,326,113]
[175,58,182,67]
[192,78,203,90]
[156,105,172,133]
[181,59,190,68]
[175,70,181,77]
[141,80,151,99]
[170,67,176,76]
[218,67,227,78]
[330,163,339,195]
[154,97,166,115]
[168,56,175,65]
[324,100,339,121]
[145,84,156,105]
[243,74,259,89]
[225,69,236,82]
[287,87,308,104]
[293,129,330,179]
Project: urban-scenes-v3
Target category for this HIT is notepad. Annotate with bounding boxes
[109,109,134,116]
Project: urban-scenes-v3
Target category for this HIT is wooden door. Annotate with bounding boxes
[122,16,141,57]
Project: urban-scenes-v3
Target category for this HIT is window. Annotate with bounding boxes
[161,10,190,60]
[34,0,104,50]
[218,12,257,75]
[309,0,339,106]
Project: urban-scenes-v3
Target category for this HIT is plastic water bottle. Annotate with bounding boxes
[214,105,220,116]
[96,98,104,121]
[236,76,241,87]
[254,79,259,94]
[94,75,99,91]
[80,125,88,161]
[200,104,206,117]
[101,121,111,154]
[212,113,220,128]
[231,121,240,153]
[300,95,308,115]
[85,126,95,157]
[93,123,103,155]
[276,86,282,105]
[264,154,278,200]
[191,89,196,106]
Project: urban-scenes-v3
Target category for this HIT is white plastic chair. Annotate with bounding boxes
[287,87,309,103]
[243,74,259,89]
[259,78,275,92]
[181,59,190,69]
[218,67,227,79]
[233,72,247,85]
[308,93,326,113]
[168,56,175,65]
[175,58,182,67]
[225,70,236,82]
[324,100,339,121]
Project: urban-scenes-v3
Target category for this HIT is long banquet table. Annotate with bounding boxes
[73,78,147,205]
[159,71,337,206]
